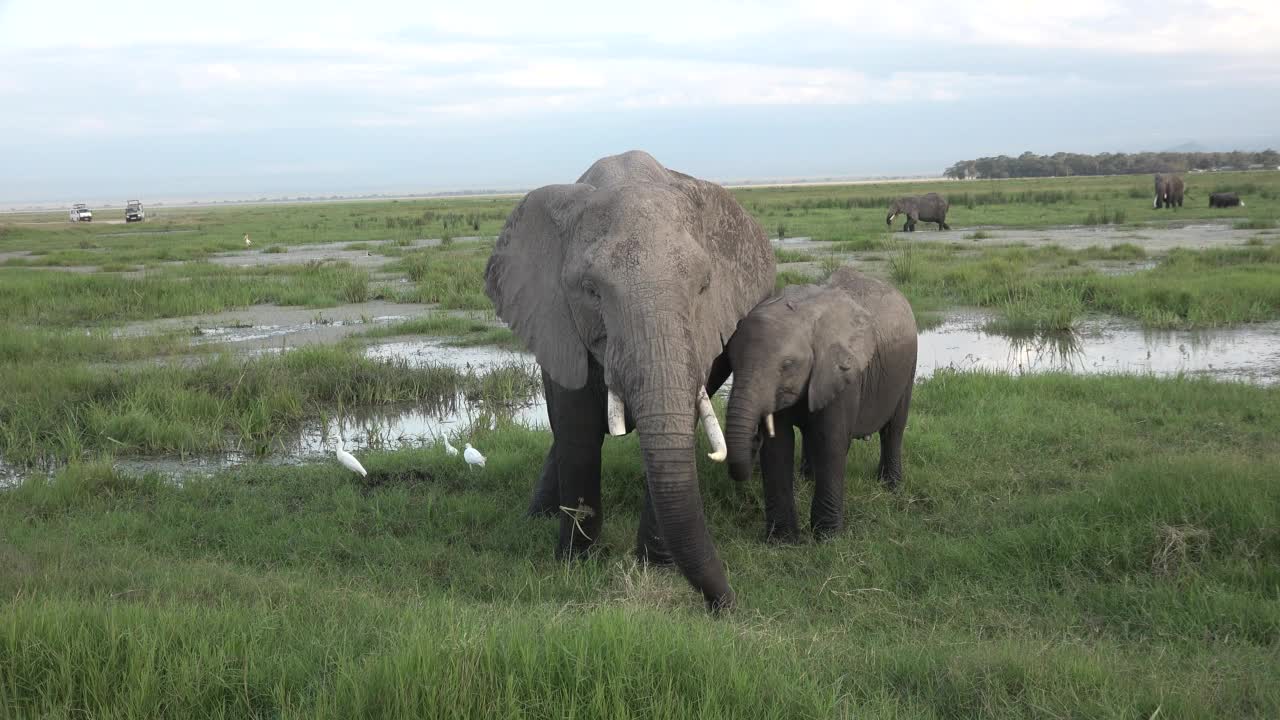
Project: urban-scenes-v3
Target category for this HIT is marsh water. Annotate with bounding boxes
[3,312,1276,485]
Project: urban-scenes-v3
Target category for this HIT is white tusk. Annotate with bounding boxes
[698,387,727,462]
[764,413,775,438]
[607,388,627,436]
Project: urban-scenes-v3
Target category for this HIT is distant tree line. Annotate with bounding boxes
[944,150,1280,180]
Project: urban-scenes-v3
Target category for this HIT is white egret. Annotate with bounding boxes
[464,443,486,469]
[443,436,459,456]
[335,445,367,477]
[244,233,252,247]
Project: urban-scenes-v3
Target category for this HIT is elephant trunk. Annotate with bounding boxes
[634,390,734,611]
[613,309,733,611]
[725,372,771,484]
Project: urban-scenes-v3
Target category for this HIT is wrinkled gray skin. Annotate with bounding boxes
[886,193,950,231]
[485,151,775,611]
[1154,174,1185,209]
[1209,192,1244,208]
[726,267,917,540]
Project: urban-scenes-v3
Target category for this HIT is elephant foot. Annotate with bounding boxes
[878,469,902,492]
[706,588,736,615]
[811,522,844,542]
[764,522,802,544]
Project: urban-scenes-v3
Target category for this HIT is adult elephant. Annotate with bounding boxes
[1154,174,1185,209]
[484,151,776,611]
[886,193,950,231]
[1209,192,1244,208]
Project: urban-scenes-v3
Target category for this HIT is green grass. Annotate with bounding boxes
[2,173,1277,334]
[731,169,1280,241]
[1235,216,1278,230]
[2,372,1278,717]
[775,268,816,289]
[385,245,493,310]
[0,344,539,464]
[982,282,1084,335]
[0,324,200,365]
[963,230,993,240]
[891,242,1280,330]
[0,198,516,266]
[0,261,375,326]
[772,247,809,263]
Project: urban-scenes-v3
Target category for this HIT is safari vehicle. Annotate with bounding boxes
[125,200,145,222]
[69,203,93,222]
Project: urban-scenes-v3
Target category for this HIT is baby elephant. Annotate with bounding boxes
[1209,192,1244,208]
[725,267,917,541]
[886,193,950,231]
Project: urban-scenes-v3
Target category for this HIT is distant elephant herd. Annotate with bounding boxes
[879,173,1246,233]
[1152,173,1248,209]
[482,152,1249,611]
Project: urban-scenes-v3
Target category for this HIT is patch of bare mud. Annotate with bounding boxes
[114,301,441,351]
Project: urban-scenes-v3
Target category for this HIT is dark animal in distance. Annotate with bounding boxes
[886,193,950,231]
[1153,174,1185,209]
[1209,192,1244,208]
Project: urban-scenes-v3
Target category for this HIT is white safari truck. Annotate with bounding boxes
[125,200,145,222]
[69,203,94,222]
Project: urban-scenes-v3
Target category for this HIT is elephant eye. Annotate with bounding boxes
[582,279,600,299]
[697,274,710,295]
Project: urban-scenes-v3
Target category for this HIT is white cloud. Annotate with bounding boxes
[0,0,1277,142]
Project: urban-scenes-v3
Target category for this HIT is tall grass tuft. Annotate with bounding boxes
[889,243,918,284]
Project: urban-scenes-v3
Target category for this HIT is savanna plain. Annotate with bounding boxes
[2,171,1279,718]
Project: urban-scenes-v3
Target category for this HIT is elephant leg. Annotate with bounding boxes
[525,441,559,517]
[877,384,913,491]
[543,369,607,559]
[760,423,800,541]
[635,484,674,565]
[940,221,950,230]
[807,413,851,540]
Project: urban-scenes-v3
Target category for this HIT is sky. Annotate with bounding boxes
[2,0,1279,205]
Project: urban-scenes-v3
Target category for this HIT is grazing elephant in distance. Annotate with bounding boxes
[485,150,776,611]
[886,193,950,231]
[724,266,917,541]
[1154,174,1185,209]
[1209,192,1244,208]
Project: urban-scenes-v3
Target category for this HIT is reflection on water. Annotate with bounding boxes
[917,312,1280,384]
[4,315,1276,485]
[364,339,534,372]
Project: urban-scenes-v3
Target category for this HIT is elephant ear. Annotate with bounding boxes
[673,173,777,367]
[807,296,876,412]
[485,183,594,390]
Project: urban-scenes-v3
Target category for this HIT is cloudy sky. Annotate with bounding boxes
[2,0,1278,204]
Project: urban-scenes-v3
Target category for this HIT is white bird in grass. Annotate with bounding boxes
[334,444,367,477]
[489,415,497,431]
[443,436,459,456]
[463,443,486,469]
[244,233,252,247]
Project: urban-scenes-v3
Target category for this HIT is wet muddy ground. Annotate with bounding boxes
[777,221,1275,254]
[115,301,447,350]
[0,235,491,273]
[9,311,1273,486]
